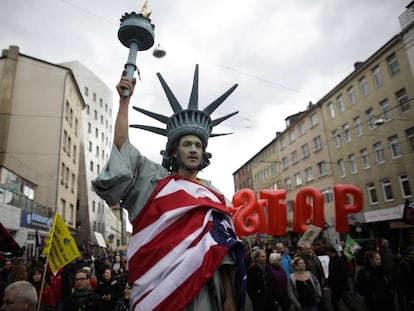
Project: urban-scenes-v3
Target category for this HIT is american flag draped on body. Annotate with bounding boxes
[128,176,246,311]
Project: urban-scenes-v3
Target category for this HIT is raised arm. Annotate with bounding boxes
[114,71,136,150]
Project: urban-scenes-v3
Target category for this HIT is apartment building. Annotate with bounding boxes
[0,46,85,255]
[60,61,126,249]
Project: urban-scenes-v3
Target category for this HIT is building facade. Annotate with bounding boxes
[233,4,414,248]
[0,46,84,256]
[60,61,125,250]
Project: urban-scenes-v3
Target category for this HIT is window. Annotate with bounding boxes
[396,88,410,112]
[90,161,94,172]
[399,174,412,198]
[71,173,75,192]
[291,151,299,164]
[94,110,98,120]
[348,154,357,174]
[96,146,99,157]
[406,127,414,152]
[75,119,78,136]
[282,157,289,170]
[63,131,67,151]
[338,159,346,177]
[387,53,400,76]
[313,136,322,151]
[299,122,306,136]
[327,102,335,119]
[305,167,313,182]
[73,145,76,164]
[89,141,92,152]
[294,173,302,186]
[93,92,97,102]
[61,199,66,218]
[88,123,91,134]
[367,182,378,204]
[333,130,341,148]
[347,86,356,105]
[310,113,319,127]
[372,65,384,87]
[381,179,394,201]
[366,108,377,129]
[343,123,351,143]
[289,131,296,143]
[361,149,370,169]
[373,142,385,164]
[95,128,99,138]
[354,116,363,136]
[284,177,292,190]
[84,87,89,96]
[359,76,369,96]
[301,144,310,158]
[60,163,65,184]
[388,135,402,158]
[317,161,327,176]
[322,189,334,203]
[99,98,103,107]
[65,101,70,121]
[337,95,345,112]
[86,105,90,114]
[67,137,71,156]
[380,99,392,122]
[280,137,286,150]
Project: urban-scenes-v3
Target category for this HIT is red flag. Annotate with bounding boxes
[0,223,23,257]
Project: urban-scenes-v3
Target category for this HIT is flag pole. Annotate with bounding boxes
[36,251,50,311]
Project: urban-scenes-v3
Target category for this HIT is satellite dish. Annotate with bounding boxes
[153,43,166,58]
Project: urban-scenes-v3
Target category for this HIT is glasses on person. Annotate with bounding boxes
[75,277,88,282]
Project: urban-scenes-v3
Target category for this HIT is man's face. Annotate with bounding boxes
[175,135,203,170]
[73,272,89,289]
[1,288,30,311]
[256,251,267,265]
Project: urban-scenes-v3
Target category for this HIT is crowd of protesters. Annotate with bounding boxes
[245,239,414,311]
[0,248,130,311]
[1,238,414,311]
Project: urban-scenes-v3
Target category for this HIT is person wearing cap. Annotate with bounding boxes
[93,66,245,311]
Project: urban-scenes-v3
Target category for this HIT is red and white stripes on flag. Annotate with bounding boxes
[128,176,232,311]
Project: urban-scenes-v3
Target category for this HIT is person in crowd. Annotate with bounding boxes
[93,66,245,311]
[325,246,358,311]
[0,260,13,283]
[247,249,276,311]
[298,243,328,311]
[276,243,292,276]
[269,252,290,311]
[356,250,396,311]
[118,260,129,290]
[82,266,97,290]
[111,255,124,278]
[30,267,55,309]
[95,268,122,311]
[48,267,64,311]
[287,256,322,311]
[378,238,402,309]
[114,283,131,311]
[399,246,414,311]
[0,280,38,311]
[9,260,30,282]
[62,269,103,311]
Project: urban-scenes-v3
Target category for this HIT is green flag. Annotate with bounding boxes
[344,235,361,260]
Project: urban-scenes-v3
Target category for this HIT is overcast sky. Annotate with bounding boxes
[0,0,407,199]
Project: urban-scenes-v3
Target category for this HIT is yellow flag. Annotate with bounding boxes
[42,214,80,273]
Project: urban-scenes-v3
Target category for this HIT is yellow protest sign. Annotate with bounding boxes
[43,214,80,272]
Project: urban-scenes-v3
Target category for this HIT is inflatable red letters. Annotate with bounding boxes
[231,184,363,237]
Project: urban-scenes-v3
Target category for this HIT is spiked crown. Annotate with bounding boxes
[130,64,238,170]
